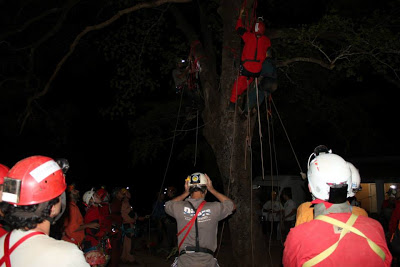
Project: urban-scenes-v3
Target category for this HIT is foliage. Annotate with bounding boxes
[96,7,188,119]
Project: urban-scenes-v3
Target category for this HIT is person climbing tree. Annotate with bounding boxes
[172,59,188,95]
[242,48,277,114]
[228,7,271,112]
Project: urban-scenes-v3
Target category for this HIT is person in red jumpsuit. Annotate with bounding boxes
[96,187,112,235]
[228,8,271,111]
[283,147,392,266]
[63,184,87,246]
[82,189,107,266]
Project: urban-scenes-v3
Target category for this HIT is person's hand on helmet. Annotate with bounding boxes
[184,178,190,194]
[205,174,214,192]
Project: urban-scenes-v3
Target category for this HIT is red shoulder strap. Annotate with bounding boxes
[0,231,45,267]
[177,201,206,251]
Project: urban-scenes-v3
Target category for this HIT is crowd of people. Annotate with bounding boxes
[0,157,236,267]
[0,156,154,267]
[61,182,150,266]
[0,147,399,267]
[260,188,296,243]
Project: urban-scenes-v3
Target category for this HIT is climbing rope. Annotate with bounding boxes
[194,109,199,166]
[265,95,275,267]
[147,84,185,245]
[270,97,304,175]
[240,0,258,32]
[245,79,251,169]
[255,78,265,181]
[250,122,255,267]
[267,98,286,247]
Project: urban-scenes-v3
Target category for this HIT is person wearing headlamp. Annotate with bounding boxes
[165,173,236,267]
[0,156,89,266]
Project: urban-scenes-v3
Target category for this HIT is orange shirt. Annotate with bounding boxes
[62,201,85,245]
[295,201,368,226]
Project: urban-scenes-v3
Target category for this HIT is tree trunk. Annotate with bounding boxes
[201,0,268,266]
[174,0,269,265]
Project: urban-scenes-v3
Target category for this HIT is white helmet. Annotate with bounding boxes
[307,152,352,201]
[347,162,361,197]
[188,172,207,188]
[83,188,95,205]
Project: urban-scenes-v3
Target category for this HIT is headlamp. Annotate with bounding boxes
[2,177,22,204]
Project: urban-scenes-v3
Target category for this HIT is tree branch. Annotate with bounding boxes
[20,0,192,133]
[277,57,335,70]
[0,8,60,42]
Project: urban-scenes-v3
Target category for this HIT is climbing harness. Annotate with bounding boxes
[0,231,45,267]
[176,201,206,252]
[303,214,385,267]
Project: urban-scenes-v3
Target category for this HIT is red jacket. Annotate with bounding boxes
[84,206,106,248]
[62,201,85,245]
[98,203,112,233]
[283,213,392,266]
[236,17,271,74]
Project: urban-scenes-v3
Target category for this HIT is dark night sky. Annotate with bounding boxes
[0,0,399,211]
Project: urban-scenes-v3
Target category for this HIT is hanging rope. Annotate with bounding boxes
[249,120,255,267]
[245,79,251,169]
[255,78,265,181]
[240,0,258,32]
[270,97,304,175]
[262,93,277,267]
[267,99,286,246]
[147,85,185,244]
[194,109,199,166]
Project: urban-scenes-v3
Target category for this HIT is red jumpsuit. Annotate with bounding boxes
[62,201,85,246]
[230,17,271,103]
[84,206,106,249]
[283,213,392,266]
[98,202,112,234]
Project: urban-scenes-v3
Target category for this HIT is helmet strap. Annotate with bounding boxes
[53,192,66,224]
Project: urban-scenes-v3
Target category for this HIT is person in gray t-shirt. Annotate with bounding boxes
[165,173,236,267]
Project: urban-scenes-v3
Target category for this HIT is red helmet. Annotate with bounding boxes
[2,156,66,205]
[0,164,10,184]
[254,21,265,36]
[96,188,109,202]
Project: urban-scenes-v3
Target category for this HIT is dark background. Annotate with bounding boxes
[0,0,399,212]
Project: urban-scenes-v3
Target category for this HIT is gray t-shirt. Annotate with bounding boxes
[165,197,234,266]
